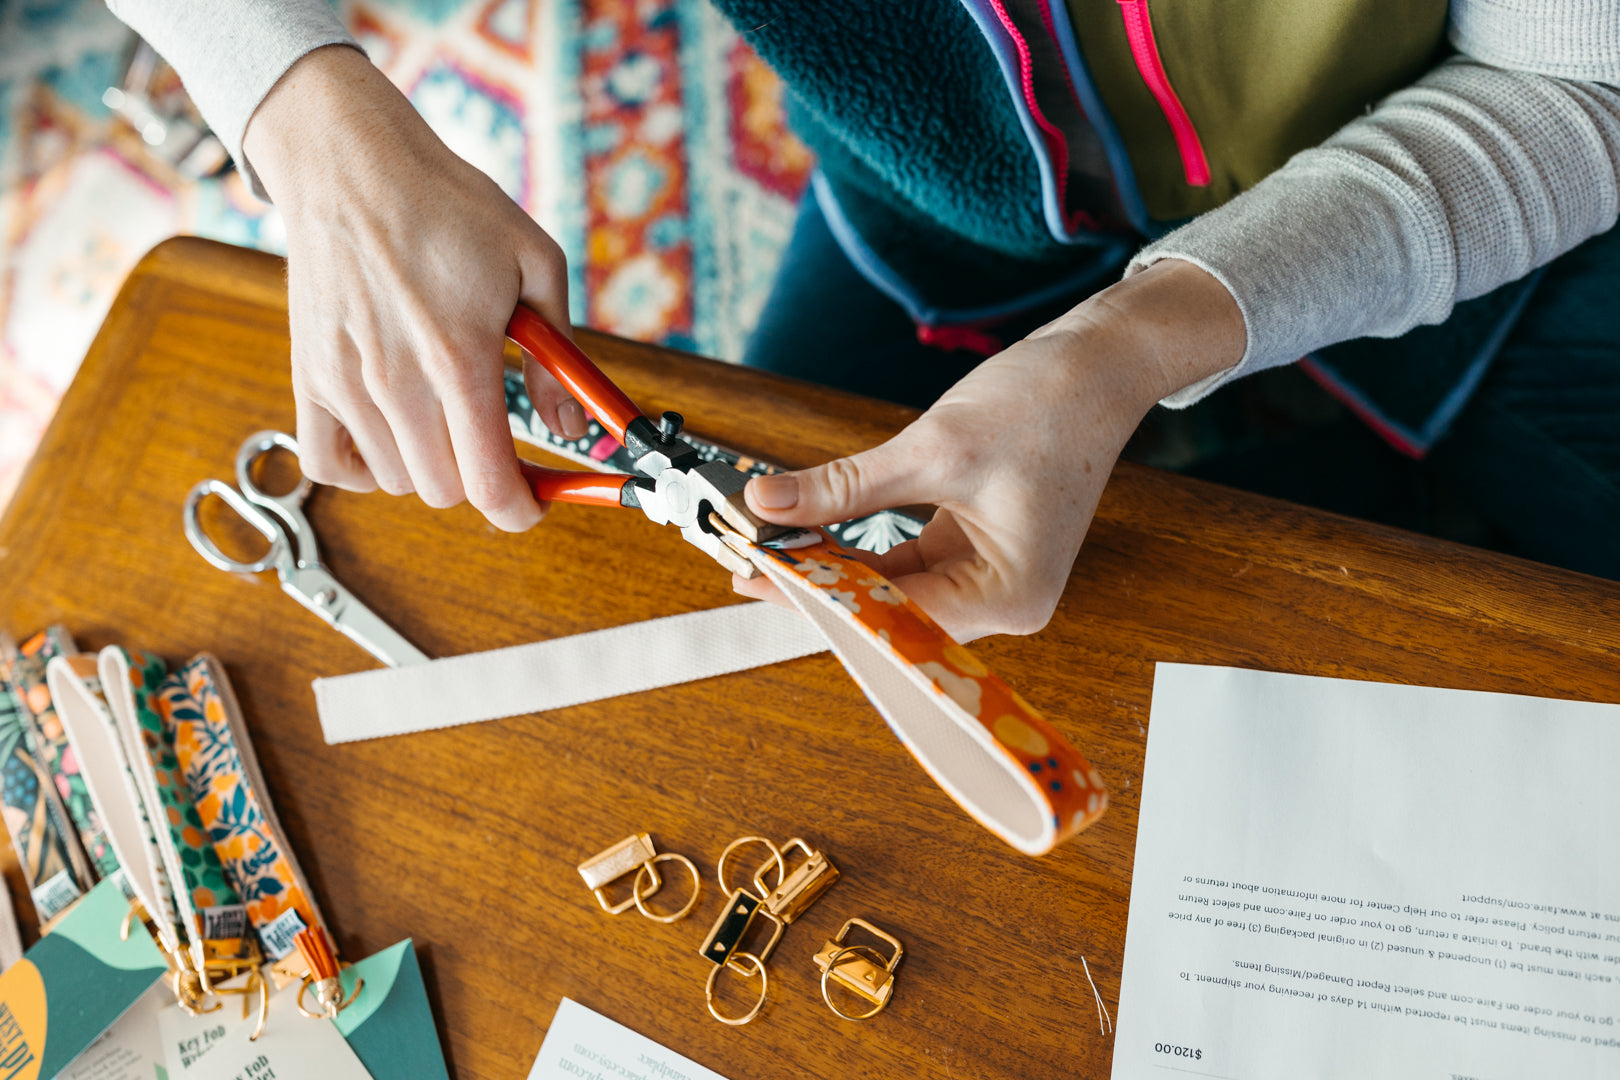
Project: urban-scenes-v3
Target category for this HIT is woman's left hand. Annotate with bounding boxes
[733,258,1246,642]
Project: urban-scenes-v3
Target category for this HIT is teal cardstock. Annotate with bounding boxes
[336,939,448,1080]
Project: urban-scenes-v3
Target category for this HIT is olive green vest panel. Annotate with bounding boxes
[1064,0,1449,221]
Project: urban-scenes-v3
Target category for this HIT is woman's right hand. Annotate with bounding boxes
[243,44,583,531]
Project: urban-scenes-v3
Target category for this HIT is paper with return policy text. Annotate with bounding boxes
[1114,664,1620,1080]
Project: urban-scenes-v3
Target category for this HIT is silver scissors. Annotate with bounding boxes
[183,430,429,667]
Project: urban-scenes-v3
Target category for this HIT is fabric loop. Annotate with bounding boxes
[311,546,1108,854]
[729,528,1107,855]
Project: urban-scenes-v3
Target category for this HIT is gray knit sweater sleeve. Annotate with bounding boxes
[111,0,1620,400]
[105,0,356,192]
[1132,1,1620,407]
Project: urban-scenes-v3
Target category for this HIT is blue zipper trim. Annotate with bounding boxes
[1300,358,1429,456]
[1419,268,1542,446]
[1418,266,1545,446]
[812,171,1129,327]
[1042,0,1159,237]
[1304,267,1545,456]
[957,0,1085,246]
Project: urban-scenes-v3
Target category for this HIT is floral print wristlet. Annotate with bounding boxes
[716,524,1108,855]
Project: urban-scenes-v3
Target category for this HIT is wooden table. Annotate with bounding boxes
[3,237,1619,1079]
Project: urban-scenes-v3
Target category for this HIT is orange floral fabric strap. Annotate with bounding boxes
[170,655,325,960]
[722,527,1107,855]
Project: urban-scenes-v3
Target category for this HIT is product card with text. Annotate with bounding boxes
[529,998,731,1080]
[158,975,373,1080]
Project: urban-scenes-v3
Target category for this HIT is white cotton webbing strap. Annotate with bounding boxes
[311,602,827,744]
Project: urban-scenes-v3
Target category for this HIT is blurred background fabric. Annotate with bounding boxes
[0,0,813,509]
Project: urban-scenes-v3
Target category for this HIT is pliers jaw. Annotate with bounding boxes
[625,414,792,578]
[506,306,794,578]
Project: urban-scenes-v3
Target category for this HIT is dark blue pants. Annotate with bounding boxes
[742,194,1620,581]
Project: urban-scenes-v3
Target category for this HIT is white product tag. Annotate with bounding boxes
[158,971,374,1080]
[528,998,732,1079]
[255,908,307,961]
[199,905,249,943]
[31,868,83,922]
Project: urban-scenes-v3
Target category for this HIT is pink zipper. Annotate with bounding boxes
[916,322,1004,356]
[1116,0,1210,187]
[986,0,1098,233]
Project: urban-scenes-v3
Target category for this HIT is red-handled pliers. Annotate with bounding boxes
[506,305,789,578]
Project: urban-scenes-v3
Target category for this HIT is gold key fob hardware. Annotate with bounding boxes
[813,917,904,1021]
[754,837,839,924]
[578,832,700,923]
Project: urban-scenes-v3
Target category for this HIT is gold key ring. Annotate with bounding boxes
[296,973,363,1020]
[820,945,894,1021]
[717,836,784,896]
[706,950,769,1025]
[632,852,701,923]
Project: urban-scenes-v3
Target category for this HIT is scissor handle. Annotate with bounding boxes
[507,306,647,447]
[235,430,312,517]
[519,461,637,508]
[184,479,291,575]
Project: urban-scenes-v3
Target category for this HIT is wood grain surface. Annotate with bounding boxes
[2,238,1619,1079]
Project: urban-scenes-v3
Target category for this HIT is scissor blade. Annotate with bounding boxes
[282,567,430,667]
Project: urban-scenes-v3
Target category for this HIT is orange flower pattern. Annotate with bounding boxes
[120,649,244,930]
[746,534,1108,854]
[170,658,314,960]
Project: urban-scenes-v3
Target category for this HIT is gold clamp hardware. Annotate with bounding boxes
[168,946,220,1017]
[698,836,793,1025]
[202,950,271,1041]
[813,918,904,1021]
[578,833,701,922]
[753,838,839,924]
[168,941,269,1036]
[697,834,843,1025]
[127,899,272,1037]
[125,900,210,1016]
[698,888,785,970]
[703,836,792,969]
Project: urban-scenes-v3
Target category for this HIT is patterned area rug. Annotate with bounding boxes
[0,0,810,509]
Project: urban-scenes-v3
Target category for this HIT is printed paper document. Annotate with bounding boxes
[529,998,731,1080]
[1114,664,1620,1080]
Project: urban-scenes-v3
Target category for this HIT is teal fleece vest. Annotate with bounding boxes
[707,1,1447,316]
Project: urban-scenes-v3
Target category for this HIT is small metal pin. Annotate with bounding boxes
[313,588,337,608]
[665,477,691,516]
